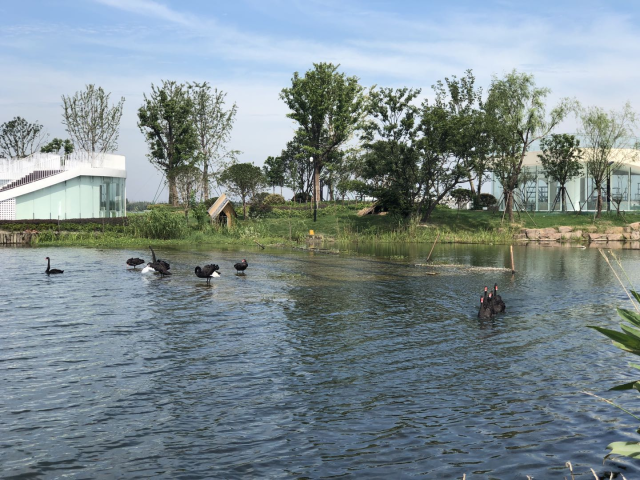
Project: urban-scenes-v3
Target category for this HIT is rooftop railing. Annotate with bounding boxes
[0,152,125,182]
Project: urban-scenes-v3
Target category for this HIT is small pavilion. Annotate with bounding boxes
[207,193,237,226]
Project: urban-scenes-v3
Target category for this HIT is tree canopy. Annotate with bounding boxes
[579,102,637,218]
[537,133,582,211]
[41,138,74,156]
[484,70,571,222]
[0,116,48,159]
[219,162,265,217]
[62,84,124,153]
[138,80,199,206]
[280,62,366,210]
[188,81,239,200]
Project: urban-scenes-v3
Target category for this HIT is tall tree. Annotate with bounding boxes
[219,162,265,218]
[263,155,285,194]
[280,134,313,200]
[360,87,422,217]
[61,84,125,153]
[537,134,583,211]
[435,70,490,203]
[174,164,202,220]
[361,76,484,220]
[485,70,570,222]
[579,102,637,218]
[0,116,48,159]
[138,80,199,206]
[188,82,239,200]
[280,63,366,213]
[41,138,74,155]
[416,71,487,220]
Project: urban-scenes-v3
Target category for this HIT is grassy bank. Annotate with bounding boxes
[9,202,640,248]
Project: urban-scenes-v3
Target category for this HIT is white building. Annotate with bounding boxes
[489,148,640,212]
[0,153,127,220]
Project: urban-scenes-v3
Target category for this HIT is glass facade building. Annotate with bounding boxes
[490,149,640,212]
[0,153,127,220]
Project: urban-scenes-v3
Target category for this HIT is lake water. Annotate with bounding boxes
[2,243,640,479]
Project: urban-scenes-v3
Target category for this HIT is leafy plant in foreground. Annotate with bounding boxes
[589,250,640,460]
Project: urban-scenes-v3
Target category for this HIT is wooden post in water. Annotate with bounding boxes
[510,245,515,275]
[426,231,441,263]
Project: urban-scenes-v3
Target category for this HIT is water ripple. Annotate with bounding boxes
[1,245,639,478]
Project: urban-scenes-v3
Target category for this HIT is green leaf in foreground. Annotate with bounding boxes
[618,307,640,328]
[588,326,640,353]
[606,441,640,459]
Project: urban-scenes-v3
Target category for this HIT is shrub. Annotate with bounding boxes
[251,192,270,205]
[248,203,273,218]
[191,202,210,229]
[451,189,473,209]
[128,209,187,239]
[477,193,498,208]
[263,193,286,205]
[292,192,311,203]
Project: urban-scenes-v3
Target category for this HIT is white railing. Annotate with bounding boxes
[0,152,125,181]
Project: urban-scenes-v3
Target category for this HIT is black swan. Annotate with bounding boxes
[493,283,506,313]
[142,259,171,276]
[195,264,220,285]
[126,258,145,269]
[45,257,64,274]
[234,259,248,273]
[149,246,170,271]
[477,297,492,319]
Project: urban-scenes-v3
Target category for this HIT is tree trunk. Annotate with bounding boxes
[314,161,321,208]
[168,176,179,206]
[203,162,209,201]
[422,201,438,221]
[242,197,247,218]
[468,174,476,196]
[505,190,514,223]
[561,186,567,212]
[596,189,603,219]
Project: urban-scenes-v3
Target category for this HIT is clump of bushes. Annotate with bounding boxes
[475,193,498,208]
[128,208,187,239]
[291,192,311,203]
[450,189,473,209]
[263,193,285,205]
[249,203,273,218]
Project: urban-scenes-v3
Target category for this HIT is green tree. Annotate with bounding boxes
[0,116,48,159]
[61,84,124,153]
[361,87,422,217]
[280,63,366,214]
[138,80,199,206]
[280,134,313,200]
[485,70,571,222]
[416,71,486,220]
[219,162,266,218]
[579,102,637,218]
[188,81,239,200]
[41,138,74,155]
[450,188,473,210]
[263,155,285,194]
[435,70,491,204]
[537,134,583,211]
[174,164,202,220]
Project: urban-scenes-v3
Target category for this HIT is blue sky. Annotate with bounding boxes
[1,0,640,200]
